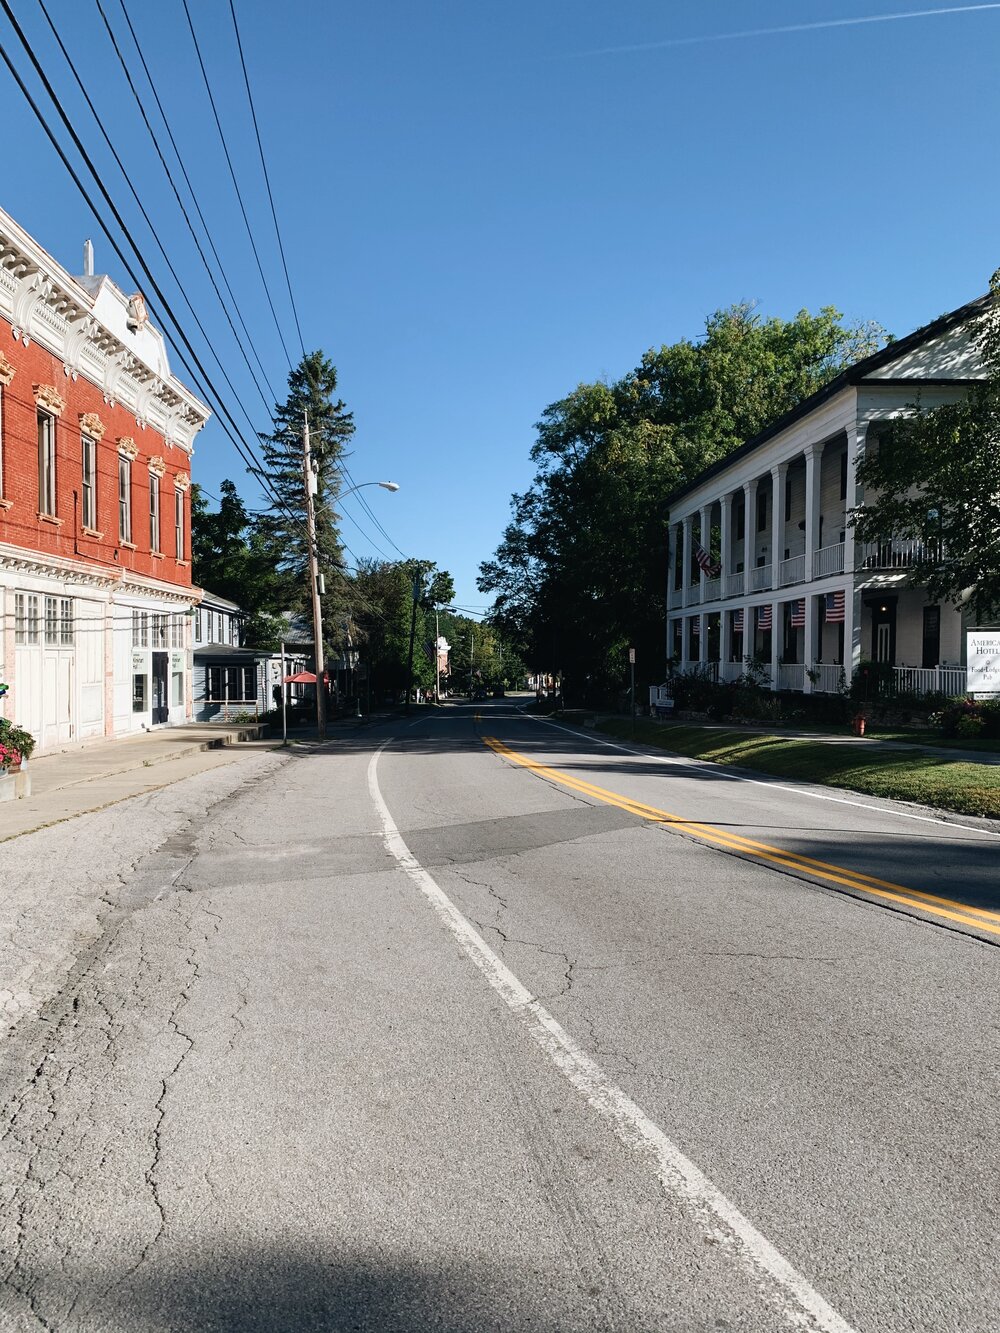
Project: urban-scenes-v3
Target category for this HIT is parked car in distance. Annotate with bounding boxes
[472,687,488,702]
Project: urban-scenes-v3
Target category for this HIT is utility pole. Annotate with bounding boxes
[303,411,326,739]
[469,628,475,697]
[434,606,441,703]
[405,568,422,714]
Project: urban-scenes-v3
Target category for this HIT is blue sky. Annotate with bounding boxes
[2,1,998,613]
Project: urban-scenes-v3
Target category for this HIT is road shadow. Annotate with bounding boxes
[12,1242,733,1332]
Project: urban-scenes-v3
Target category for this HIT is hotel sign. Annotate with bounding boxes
[966,630,1000,696]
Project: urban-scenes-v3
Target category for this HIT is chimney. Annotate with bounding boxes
[83,238,94,277]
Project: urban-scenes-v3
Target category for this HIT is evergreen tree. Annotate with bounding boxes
[190,480,284,647]
[255,351,354,656]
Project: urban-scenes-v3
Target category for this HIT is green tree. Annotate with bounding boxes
[255,351,354,656]
[480,302,887,702]
[190,480,285,647]
[853,273,1000,619]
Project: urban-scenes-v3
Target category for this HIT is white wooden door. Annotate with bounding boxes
[42,653,73,747]
[76,600,104,739]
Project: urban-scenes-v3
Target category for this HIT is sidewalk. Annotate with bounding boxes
[0,723,279,844]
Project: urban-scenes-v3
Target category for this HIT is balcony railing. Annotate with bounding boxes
[779,554,805,587]
[684,584,700,607]
[749,565,771,592]
[725,572,744,598]
[814,542,845,577]
[861,538,945,570]
[778,663,804,691]
[704,577,721,602]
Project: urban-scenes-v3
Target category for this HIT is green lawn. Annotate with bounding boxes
[596,720,1000,819]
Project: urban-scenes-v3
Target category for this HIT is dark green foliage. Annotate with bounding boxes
[480,303,886,701]
[254,352,354,654]
[190,481,285,648]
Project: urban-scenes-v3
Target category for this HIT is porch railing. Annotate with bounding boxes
[893,666,967,697]
[750,565,771,592]
[778,663,805,691]
[704,577,721,602]
[810,664,844,695]
[684,584,700,607]
[861,538,945,570]
[725,572,744,598]
[814,543,845,577]
[779,554,805,587]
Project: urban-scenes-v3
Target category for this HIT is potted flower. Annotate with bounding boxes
[0,716,35,802]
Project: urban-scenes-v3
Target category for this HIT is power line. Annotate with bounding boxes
[106,0,281,409]
[34,0,272,443]
[180,0,296,369]
[227,0,305,358]
[0,0,311,553]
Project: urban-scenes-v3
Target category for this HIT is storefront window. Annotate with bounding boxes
[132,673,146,713]
[172,671,184,706]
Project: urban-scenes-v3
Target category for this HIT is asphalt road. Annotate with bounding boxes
[1,697,997,1332]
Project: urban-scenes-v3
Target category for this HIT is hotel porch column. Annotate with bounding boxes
[719,491,733,590]
[844,421,869,679]
[698,612,708,666]
[804,442,821,582]
[682,516,693,603]
[699,504,711,602]
[720,606,732,676]
[802,593,815,694]
[742,479,757,595]
[770,461,787,592]
[770,597,781,692]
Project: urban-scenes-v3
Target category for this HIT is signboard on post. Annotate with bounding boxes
[628,647,636,664]
[967,630,1000,696]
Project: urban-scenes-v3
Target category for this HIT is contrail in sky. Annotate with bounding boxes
[559,3,1000,59]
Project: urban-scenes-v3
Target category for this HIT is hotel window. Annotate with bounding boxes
[0,383,4,498]
[756,491,768,532]
[15,593,40,645]
[149,472,161,552]
[38,412,56,516]
[119,456,132,542]
[152,614,168,649]
[44,596,59,645]
[171,616,184,649]
[174,488,184,559]
[194,609,202,642]
[132,610,149,648]
[82,435,97,530]
[60,598,73,645]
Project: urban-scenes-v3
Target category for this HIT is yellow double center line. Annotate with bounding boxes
[483,735,1000,938]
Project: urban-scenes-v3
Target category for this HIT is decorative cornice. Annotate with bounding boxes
[79,411,106,441]
[174,472,190,491]
[32,382,66,417]
[147,455,166,478]
[0,349,15,386]
[117,436,138,461]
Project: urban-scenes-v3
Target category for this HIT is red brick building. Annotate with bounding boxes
[0,208,209,751]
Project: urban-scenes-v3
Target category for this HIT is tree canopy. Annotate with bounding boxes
[853,271,1000,620]
[479,303,886,703]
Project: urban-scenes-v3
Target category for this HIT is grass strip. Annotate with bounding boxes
[596,720,1000,819]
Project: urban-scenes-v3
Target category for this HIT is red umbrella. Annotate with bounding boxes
[283,671,328,684]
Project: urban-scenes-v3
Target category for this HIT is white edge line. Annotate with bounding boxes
[367,737,858,1333]
[521,711,1000,841]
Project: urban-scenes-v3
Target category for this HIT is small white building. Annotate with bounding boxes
[665,295,989,697]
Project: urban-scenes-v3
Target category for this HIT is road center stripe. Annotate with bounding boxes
[368,737,858,1333]
[482,735,1000,938]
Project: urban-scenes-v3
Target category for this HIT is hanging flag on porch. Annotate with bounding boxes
[693,542,719,576]
[691,617,700,635]
[756,604,772,631]
[733,608,744,633]
[790,598,806,627]
[825,590,846,623]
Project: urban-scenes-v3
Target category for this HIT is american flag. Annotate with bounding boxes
[694,542,718,576]
[790,599,806,628]
[756,604,772,631]
[733,609,744,633]
[691,617,700,636]
[825,590,846,623]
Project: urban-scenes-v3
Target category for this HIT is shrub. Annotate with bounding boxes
[0,718,35,766]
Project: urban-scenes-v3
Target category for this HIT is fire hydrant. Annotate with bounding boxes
[851,714,867,737]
